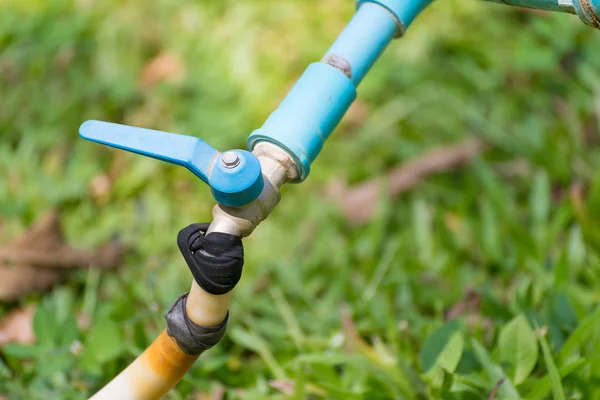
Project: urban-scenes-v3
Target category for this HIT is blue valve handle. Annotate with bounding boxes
[79,120,263,207]
[80,121,218,183]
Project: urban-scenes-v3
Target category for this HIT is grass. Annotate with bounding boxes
[2,0,600,398]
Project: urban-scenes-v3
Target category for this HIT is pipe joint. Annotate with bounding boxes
[247,63,356,182]
[356,0,434,31]
[208,143,297,237]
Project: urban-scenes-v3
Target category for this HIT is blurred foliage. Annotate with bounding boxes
[2,0,600,398]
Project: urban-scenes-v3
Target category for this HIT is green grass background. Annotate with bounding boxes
[2,0,600,398]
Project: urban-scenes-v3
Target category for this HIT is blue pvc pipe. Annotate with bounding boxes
[324,2,398,86]
[248,0,437,181]
[248,63,356,181]
[248,0,599,183]
[357,0,435,28]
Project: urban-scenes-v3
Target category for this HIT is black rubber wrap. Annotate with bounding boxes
[177,223,244,295]
[164,293,228,355]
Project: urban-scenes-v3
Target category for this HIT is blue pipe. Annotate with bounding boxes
[248,0,434,181]
[325,0,437,86]
[357,0,434,28]
[247,63,356,181]
[324,2,398,86]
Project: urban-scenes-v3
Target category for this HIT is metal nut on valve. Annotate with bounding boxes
[221,151,240,169]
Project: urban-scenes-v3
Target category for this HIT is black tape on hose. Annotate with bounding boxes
[165,292,228,355]
[177,223,244,295]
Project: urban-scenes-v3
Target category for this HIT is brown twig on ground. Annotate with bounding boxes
[445,288,480,321]
[139,50,186,88]
[340,303,367,353]
[445,288,494,333]
[0,211,125,302]
[489,378,505,400]
[328,138,486,224]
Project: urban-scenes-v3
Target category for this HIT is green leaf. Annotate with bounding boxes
[538,332,565,400]
[32,303,59,347]
[83,318,123,365]
[229,326,286,380]
[481,199,501,262]
[527,358,585,400]
[294,353,364,366]
[530,170,550,224]
[567,225,585,268]
[471,339,521,399]
[0,358,11,379]
[420,320,464,373]
[2,344,45,359]
[56,316,79,347]
[498,314,538,384]
[412,199,433,263]
[438,330,464,373]
[549,292,578,333]
[440,370,454,396]
[36,353,75,377]
[51,287,75,324]
[553,252,570,288]
[530,170,550,247]
[559,307,600,363]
